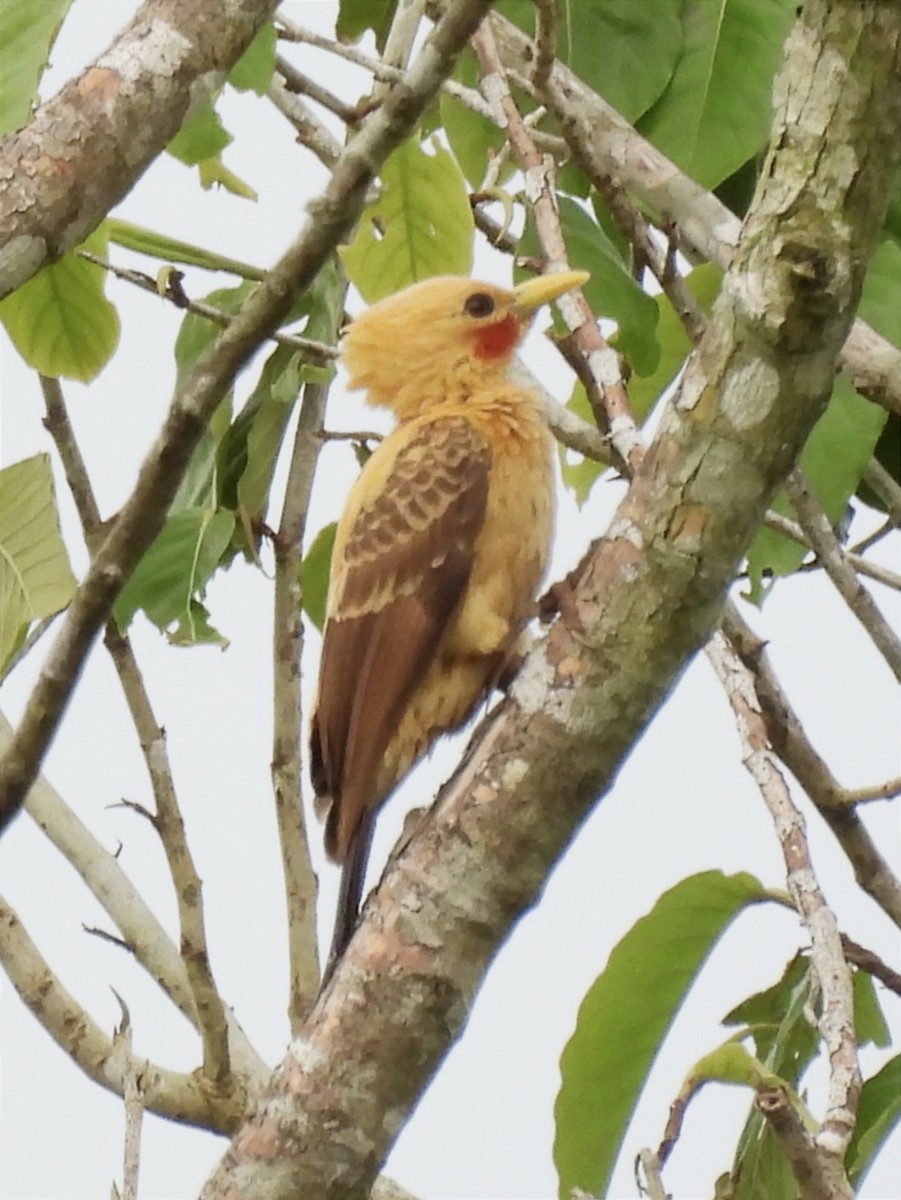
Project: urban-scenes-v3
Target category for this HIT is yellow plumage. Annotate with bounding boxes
[310,270,588,976]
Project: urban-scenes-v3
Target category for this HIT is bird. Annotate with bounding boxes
[310,269,589,982]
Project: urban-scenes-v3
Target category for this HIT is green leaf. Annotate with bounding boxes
[440,50,507,188]
[0,454,76,676]
[0,226,120,381]
[847,1055,901,1190]
[558,381,608,506]
[218,262,342,537]
[228,22,276,94]
[336,0,398,46]
[0,0,73,136]
[558,264,720,508]
[744,375,887,602]
[113,507,235,638]
[853,968,890,1049]
[883,171,901,254]
[553,870,769,1200]
[498,0,682,124]
[167,100,256,199]
[686,1041,798,1092]
[340,136,473,301]
[106,219,266,280]
[168,285,255,514]
[638,0,796,189]
[174,283,256,383]
[625,262,723,420]
[168,101,231,164]
[168,599,229,648]
[301,523,336,631]
[725,955,819,1200]
[724,953,818,1082]
[519,198,659,376]
[218,345,301,517]
[170,398,232,515]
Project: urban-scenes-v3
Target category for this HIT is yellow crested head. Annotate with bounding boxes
[341,272,588,420]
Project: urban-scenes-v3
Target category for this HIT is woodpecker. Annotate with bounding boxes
[310,269,589,978]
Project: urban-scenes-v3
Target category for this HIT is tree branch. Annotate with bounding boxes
[785,468,901,683]
[199,4,901,1197]
[722,606,901,929]
[40,374,233,1091]
[706,626,859,1177]
[756,1084,850,1200]
[272,368,340,1024]
[0,708,270,1092]
[0,892,244,1132]
[471,1,901,422]
[471,20,641,472]
[0,0,278,298]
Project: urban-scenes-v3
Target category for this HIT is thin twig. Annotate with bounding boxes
[0,892,244,1131]
[275,53,362,125]
[272,368,339,1023]
[634,1148,669,1200]
[277,15,495,122]
[530,0,556,94]
[111,995,143,1200]
[377,0,427,85]
[472,19,642,474]
[76,251,338,362]
[862,457,901,526]
[268,72,342,169]
[762,508,901,592]
[0,707,268,1085]
[707,624,861,1174]
[40,375,233,1090]
[849,516,894,557]
[471,198,519,253]
[840,935,901,997]
[842,776,901,805]
[722,604,901,929]
[756,1084,849,1200]
[319,428,383,444]
[785,468,901,683]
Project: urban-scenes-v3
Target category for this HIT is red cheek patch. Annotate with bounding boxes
[471,314,520,360]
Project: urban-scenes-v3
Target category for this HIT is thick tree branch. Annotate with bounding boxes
[0,0,498,835]
[0,0,278,298]
[199,4,901,1199]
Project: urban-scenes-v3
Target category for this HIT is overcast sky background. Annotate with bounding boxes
[0,4,899,1198]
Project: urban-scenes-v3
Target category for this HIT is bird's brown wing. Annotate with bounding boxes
[311,415,491,861]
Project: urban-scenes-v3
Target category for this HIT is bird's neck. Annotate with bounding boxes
[382,356,535,423]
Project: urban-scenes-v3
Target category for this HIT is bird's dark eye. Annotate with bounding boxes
[463,292,495,319]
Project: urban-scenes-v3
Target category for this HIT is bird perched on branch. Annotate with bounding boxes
[310,269,589,981]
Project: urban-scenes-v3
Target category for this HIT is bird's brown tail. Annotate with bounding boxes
[319,807,376,991]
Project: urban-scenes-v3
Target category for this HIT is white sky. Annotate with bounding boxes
[0,5,899,1199]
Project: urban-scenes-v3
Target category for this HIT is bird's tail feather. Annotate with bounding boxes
[319,807,376,991]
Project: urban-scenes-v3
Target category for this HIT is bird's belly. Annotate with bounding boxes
[447,438,554,659]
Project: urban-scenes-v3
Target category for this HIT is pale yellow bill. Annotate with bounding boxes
[512,269,590,313]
